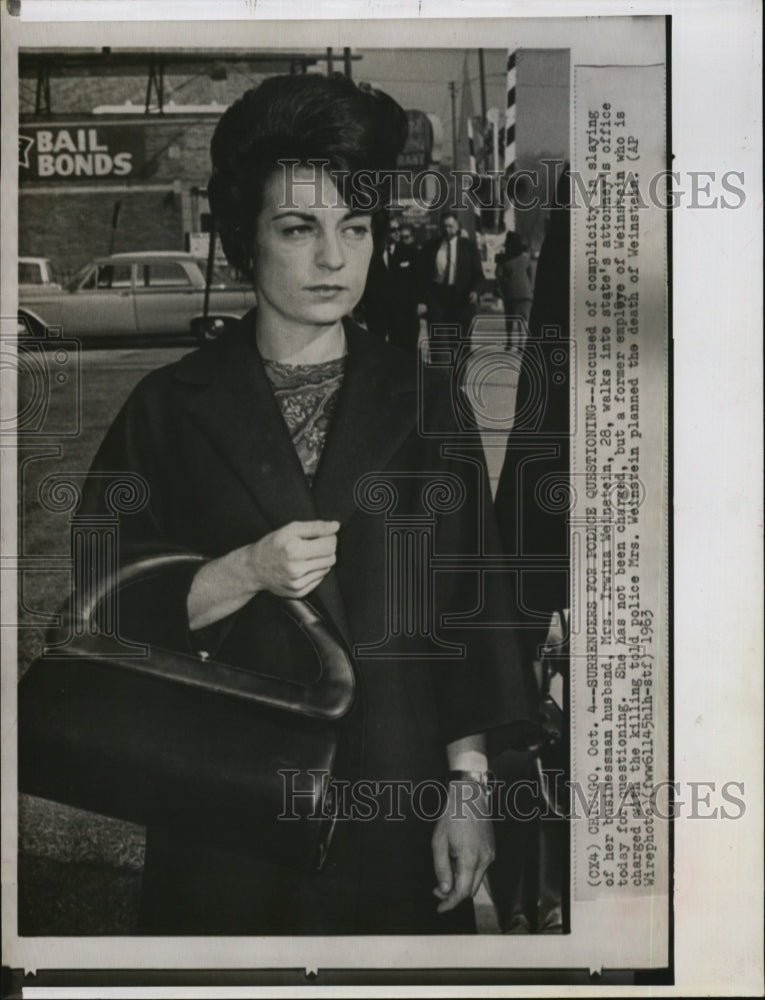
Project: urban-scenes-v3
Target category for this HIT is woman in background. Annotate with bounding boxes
[495,229,533,350]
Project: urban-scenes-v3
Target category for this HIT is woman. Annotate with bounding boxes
[81,74,530,935]
[495,230,533,350]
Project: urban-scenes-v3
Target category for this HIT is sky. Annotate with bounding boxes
[356,48,511,163]
[353,18,664,163]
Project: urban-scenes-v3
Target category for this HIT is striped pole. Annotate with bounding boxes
[492,119,501,231]
[467,115,481,224]
[504,49,517,229]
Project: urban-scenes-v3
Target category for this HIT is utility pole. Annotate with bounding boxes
[343,47,352,78]
[478,48,488,172]
[326,47,334,74]
[449,80,457,166]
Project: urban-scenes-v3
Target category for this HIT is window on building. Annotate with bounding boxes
[140,263,193,288]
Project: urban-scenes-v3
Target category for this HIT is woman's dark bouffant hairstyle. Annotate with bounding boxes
[208,73,409,279]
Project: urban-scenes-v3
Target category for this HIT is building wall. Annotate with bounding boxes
[515,48,570,253]
[516,49,570,164]
[19,116,218,279]
[18,69,267,118]
[19,189,186,281]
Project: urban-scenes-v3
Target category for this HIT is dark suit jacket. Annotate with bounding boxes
[387,241,420,303]
[360,241,420,337]
[419,234,485,308]
[80,313,531,935]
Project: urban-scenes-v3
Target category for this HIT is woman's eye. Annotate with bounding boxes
[343,224,372,239]
[282,225,314,237]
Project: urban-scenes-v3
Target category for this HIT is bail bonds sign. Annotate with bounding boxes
[19,123,146,184]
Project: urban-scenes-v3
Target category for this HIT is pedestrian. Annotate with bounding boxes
[418,212,485,343]
[385,218,421,353]
[399,223,417,247]
[79,72,530,936]
[495,230,533,350]
[358,216,420,351]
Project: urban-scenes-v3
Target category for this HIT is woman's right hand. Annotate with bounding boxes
[245,520,340,599]
[187,520,340,631]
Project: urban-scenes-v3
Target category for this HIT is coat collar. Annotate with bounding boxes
[174,312,420,645]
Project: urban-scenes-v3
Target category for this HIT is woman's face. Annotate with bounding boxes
[251,166,374,332]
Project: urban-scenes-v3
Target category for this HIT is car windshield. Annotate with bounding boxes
[66,264,95,292]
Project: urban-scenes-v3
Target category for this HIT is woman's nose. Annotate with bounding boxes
[315,231,346,270]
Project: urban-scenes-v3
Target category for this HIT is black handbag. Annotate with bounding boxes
[18,553,356,872]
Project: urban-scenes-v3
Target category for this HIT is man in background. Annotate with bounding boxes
[418,212,485,343]
[386,220,421,353]
[399,224,417,248]
[359,217,420,351]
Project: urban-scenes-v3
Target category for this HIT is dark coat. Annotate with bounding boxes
[386,240,420,301]
[495,251,533,304]
[360,242,420,348]
[81,312,531,935]
[494,172,570,631]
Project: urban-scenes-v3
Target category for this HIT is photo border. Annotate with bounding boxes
[2,2,762,996]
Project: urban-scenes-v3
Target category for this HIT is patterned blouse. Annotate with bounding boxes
[263,356,346,485]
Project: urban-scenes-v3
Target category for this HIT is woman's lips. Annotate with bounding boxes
[305,285,348,297]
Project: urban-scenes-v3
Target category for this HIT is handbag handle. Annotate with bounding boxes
[49,552,356,722]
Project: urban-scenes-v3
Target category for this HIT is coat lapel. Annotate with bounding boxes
[176,314,420,648]
[181,313,319,531]
[311,319,419,525]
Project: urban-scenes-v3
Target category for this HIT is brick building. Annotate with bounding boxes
[19,114,225,280]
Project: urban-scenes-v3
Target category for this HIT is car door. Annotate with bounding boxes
[133,260,204,336]
[205,262,257,315]
[59,262,137,339]
[208,282,256,315]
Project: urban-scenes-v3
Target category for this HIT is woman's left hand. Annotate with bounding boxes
[431,782,495,913]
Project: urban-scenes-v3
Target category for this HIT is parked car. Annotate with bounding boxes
[18,251,256,344]
[18,256,62,296]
